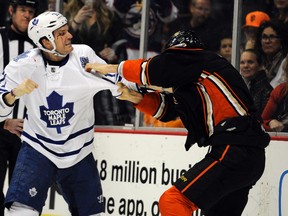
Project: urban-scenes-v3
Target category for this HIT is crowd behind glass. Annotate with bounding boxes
[1,0,288,133]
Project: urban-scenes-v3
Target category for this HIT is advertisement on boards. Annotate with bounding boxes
[20,132,287,216]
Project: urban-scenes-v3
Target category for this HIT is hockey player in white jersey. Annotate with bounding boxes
[0,11,120,216]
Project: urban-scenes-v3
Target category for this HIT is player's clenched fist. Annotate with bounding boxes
[4,79,38,106]
[13,79,38,97]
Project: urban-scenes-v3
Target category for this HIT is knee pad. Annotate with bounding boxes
[159,186,179,208]
[5,202,39,216]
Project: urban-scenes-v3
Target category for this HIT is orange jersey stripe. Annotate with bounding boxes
[211,71,249,112]
[122,59,145,84]
[181,145,230,194]
[134,92,162,116]
[198,71,248,131]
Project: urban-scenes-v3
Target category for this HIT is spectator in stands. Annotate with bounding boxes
[240,49,273,117]
[213,0,271,29]
[167,0,229,52]
[262,58,288,132]
[270,1,288,88]
[270,54,288,88]
[273,0,288,26]
[255,20,288,85]
[0,1,38,215]
[64,0,134,126]
[241,11,270,50]
[64,0,123,63]
[218,32,232,63]
[109,0,178,59]
[210,0,233,25]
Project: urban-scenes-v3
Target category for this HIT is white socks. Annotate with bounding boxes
[5,202,39,216]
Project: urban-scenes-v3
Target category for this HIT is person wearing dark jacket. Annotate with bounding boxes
[0,1,38,215]
[85,29,270,216]
[240,49,273,118]
[167,0,228,52]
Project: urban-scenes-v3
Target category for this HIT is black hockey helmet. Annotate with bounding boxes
[10,0,39,9]
[165,29,205,49]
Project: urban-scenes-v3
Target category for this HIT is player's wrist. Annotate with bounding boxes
[3,118,12,130]
[10,88,21,99]
[10,89,17,97]
[129,91,143,104]
[3,92,16,106]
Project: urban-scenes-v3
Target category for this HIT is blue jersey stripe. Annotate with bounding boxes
[22,131,94,157]
[35,124,94,145]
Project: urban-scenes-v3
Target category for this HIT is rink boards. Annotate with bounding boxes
[4,131,287,216]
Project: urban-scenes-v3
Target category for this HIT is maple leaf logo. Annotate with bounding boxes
[40,91,74,134]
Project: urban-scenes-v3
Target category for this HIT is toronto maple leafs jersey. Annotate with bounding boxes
[0,44,120,168]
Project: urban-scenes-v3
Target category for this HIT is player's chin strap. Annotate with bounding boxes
[40,46,67,58]
[46,48,67,58]
[53,51,67,58]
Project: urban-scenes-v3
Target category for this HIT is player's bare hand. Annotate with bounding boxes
[4,118,24,137]
[85,63,118,75]
[13,79,38,97]
[116,82,143,104]
[116,82,129,100]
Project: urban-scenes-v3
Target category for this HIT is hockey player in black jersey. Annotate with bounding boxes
[86,29,270,216]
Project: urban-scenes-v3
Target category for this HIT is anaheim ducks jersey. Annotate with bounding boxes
[0,44,120,168]
[118,48,257,149]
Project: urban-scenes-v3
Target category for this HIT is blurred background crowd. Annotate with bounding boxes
[1,0,288,134]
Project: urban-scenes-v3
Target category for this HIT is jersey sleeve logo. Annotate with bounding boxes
[80,57,89,68]
[14,51,30,62]
[40,91,74,134]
